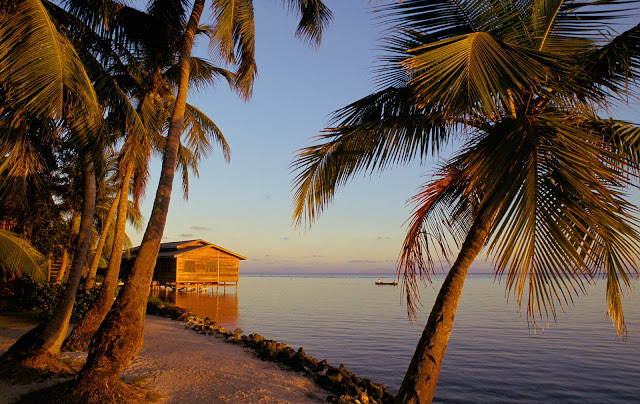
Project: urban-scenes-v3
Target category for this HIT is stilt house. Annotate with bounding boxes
[127,239,246,286]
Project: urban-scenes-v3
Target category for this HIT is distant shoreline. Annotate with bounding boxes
[240,272,496,277]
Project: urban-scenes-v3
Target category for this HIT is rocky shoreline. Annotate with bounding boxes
[147,301,394,404]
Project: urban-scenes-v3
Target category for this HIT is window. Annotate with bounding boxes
[183,260,195,272]
[205,260,216,273]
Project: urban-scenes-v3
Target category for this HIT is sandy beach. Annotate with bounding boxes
[0,314,328,404]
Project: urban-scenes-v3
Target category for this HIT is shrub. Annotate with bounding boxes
[17,279,100,323]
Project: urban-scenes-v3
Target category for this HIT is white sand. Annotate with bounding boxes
[0,315,328,404]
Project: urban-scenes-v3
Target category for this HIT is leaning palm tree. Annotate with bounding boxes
[293,1,640,402]
[63,41,233,351]
[83,154,121,291]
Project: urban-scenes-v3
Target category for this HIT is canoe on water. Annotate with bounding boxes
[375,280,398,285]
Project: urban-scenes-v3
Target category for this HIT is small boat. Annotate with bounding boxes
[375,279,398,285]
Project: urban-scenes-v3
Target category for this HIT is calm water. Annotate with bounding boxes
[152,274,639,403]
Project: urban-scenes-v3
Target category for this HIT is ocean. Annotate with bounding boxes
[152,274,639,403]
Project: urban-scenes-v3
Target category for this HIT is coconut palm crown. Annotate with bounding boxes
[293,1,640,402]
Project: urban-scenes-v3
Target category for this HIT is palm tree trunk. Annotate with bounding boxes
[84,188,121,290]
[394,206,493,404]
[1,156,96,363]
[63,164,133,351]
[56,212,81,282]
[73,0,204,395]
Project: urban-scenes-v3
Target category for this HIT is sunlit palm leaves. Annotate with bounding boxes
[0,229,46,280]
[0,0,98,120]
[292,86,451,226]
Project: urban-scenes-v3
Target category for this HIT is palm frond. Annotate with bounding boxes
[292,86,450,227]
[0,121,53,203]
[0,229,46,280]
[375,0,479,38]
[0,0,98,119]
[399,163,476,317]
[209,0,257,99]
[468,113,640,332]
[581,22,640,95]
[183,103,231,162]
[164,56,237,91]
[281,0,333,47]
[404,31,568,120]
[176,143,198,200]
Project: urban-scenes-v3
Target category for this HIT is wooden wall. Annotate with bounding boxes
[175,247,239,284]
[154,258,177,283]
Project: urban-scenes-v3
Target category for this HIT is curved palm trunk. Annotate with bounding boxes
[63,164,133,351]
[73,0,203,394]
[1,157,96,363]
[395,206,493,404]
[84,188,121,291]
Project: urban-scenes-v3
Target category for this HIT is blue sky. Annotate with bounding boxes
[128,1,640,275]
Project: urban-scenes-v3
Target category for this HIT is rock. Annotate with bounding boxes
[276,346,295,362]
[303,355,320,371]
[337,395,355,404]
[338,363,351,377]
[234,328,243,334]
[328,373,343,384]
[289,350,307,371]
[264,340,277,351]
[249,333,264,344]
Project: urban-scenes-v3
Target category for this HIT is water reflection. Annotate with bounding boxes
[151,286,239,328]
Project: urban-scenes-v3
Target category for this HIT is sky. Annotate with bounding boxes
[128,1,640,275]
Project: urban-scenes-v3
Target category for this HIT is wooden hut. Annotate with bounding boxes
[127,239,246,287]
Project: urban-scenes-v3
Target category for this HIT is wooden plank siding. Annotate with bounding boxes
[141,240,244,286]
[175,248,239,284]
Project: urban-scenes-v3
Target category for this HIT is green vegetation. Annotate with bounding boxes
[16,280,101,323]
[0,230,46,281]
[1,1,333,402]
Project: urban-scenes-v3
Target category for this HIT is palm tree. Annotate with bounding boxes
[63,36,233,350]
[0,0,146,369]
[70,0,332,399]
[0,0,106,366]
[83,154,122,291]
[293,1,640,402]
